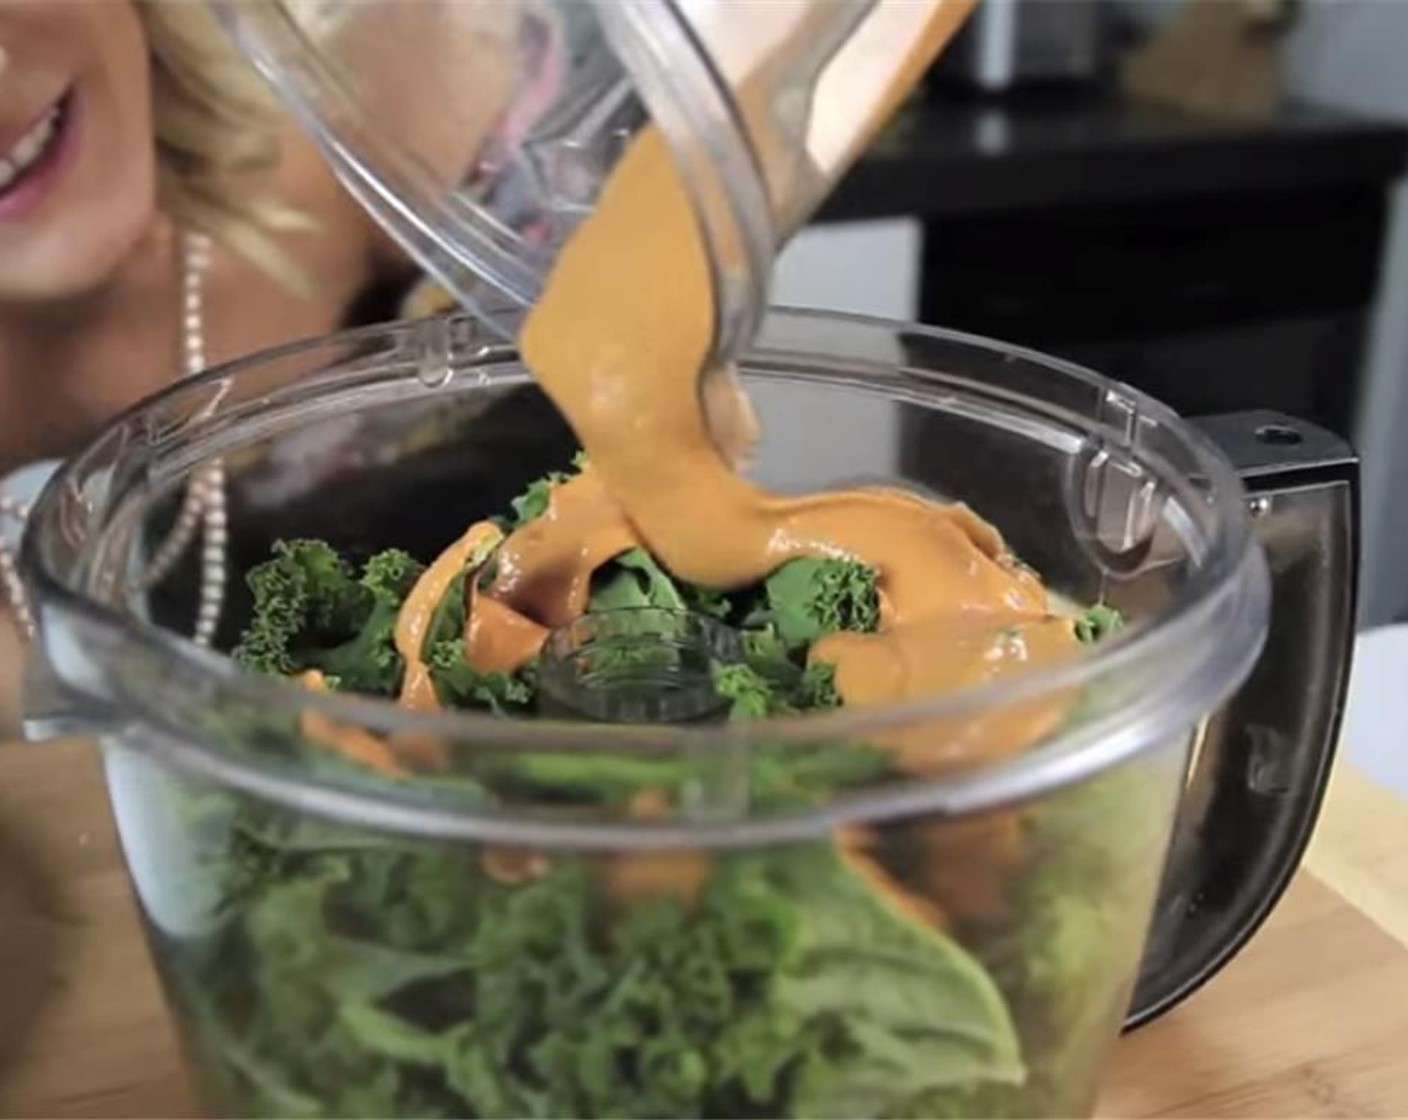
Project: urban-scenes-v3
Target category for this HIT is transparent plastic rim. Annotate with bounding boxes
[23,311,1270,846]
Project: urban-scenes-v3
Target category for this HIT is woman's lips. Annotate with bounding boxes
[0,90,77,222]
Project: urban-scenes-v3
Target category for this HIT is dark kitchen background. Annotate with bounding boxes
[770,0,1408,630]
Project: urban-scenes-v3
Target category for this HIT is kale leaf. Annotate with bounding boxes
[426,639,534,715]
[1074,603,1123,644]
[680,583,733,620]
[712,663,776,720]
[741,625,797,683]
[589,545,740,622]
[711,658,842,720]
[507,472,568,529]
[175,813,1022,1120]
[232,541,424,696]
[310,549,424,696]
[423,570,471,653]
[902,760,1164,1118]
[505,452,589,531]
[795,661,842,710]
[589,547,688,613]
[749,557,880,650]
[772,848,1024,1118]
[232,540,368,676]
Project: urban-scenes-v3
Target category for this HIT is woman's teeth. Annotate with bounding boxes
[0,103,62,192]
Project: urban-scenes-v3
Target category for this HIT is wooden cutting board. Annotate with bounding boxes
[2,740,1407,1118]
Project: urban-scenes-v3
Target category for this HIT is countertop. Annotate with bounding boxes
[821,88,1408,221]
[2,740,1408,1118]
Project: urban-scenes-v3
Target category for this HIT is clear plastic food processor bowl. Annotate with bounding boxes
[23,310,1268,1118]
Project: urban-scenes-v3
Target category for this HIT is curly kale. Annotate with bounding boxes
[426,639,535,716]
[588,547,687,613]
[680,583,733,621]
[712,663,775,720]
[504,452,590,531]
[312,549,426,696]
[232,541,424,696]
[209,453,1157,1120]
[749,557,880,651]
[232,541,366,676]
[740,625,795,681]
[794,661,841,711]
[507,472,568,530]
[1074,603,1123,644]
[712,658,843,720]
[174,819,1021,1120]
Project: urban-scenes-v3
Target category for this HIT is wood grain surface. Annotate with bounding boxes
[2,739,1407,1119]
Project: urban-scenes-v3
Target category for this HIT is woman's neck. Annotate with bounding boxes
[0,216,185,472]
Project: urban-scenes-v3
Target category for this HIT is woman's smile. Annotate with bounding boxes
[0,88,75,221]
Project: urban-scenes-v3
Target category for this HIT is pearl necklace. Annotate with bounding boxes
[0,230,229,646]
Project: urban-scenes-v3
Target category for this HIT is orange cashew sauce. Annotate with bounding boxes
[295,3,1085,914]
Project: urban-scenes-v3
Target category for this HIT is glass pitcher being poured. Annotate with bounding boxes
[18,2,1353,1118]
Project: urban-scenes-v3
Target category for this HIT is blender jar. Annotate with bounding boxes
[213,0,975,361]
[22,310,1269,1118]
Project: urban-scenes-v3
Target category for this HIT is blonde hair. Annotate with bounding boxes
[137,1,311,292]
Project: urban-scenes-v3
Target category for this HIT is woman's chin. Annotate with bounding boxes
[0,195,159,307]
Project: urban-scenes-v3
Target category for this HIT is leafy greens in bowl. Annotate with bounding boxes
[144,457,1147,1119]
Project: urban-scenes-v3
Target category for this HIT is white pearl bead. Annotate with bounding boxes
[7,231,232,648]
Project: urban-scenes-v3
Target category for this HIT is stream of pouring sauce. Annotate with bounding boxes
[378,1,1080,777]
[516,124,1078,770]
[281,2,1092,921]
